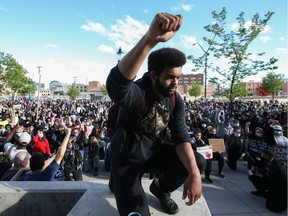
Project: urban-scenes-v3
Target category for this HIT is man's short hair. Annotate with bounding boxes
[30,152,45,172]
[13,151,30,168]
[148,47,186,75]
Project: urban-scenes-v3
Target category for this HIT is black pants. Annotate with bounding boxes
[205,152,225,177]
[64,165,83,181]
[227,149,242,170]
[249,174,268,192]
[111,147,206,216]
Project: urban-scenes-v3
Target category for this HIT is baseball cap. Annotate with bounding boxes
[19,132,31,145]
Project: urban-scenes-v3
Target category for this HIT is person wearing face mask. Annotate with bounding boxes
[244,123,272,175]
[63,137,83,181]
[32,126,51,159]
[249,149,287,214]
[225,127,245,171]
[272,125,288,147]
[203,126,226,178]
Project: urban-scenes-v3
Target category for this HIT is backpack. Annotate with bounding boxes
[106,93,176,139]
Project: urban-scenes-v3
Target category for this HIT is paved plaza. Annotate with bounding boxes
[81,159,287,216]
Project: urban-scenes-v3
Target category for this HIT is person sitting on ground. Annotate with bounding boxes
[1,151,30,181]
[203,126,226,178]
[191,128,213,183]
[249,149,287,214]
[225,127,245,171]
[32,126,51,159]
[63,137,83,181]
[4,131,31,162]
[15,128,71,181]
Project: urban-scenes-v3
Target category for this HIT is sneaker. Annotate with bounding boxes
[149,181,179,215]
[247,170,253,176]
[250,191,267,198]
[205,176,213,183]
[218,172,225,178]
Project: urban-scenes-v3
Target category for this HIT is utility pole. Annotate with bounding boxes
[73,76,78,84]
[195,42,209,99]
[193,35,216,100]
[36,66,42,121]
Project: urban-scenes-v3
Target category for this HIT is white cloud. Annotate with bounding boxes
[276,48,288,55]
[97,44,115,54]
[171,3,194,12]
[180,35,197,48]
[261,25,271,33]
[81,20,107,34]
[181,4,193,11]
[230,21,271,34]
[143,9,149,13]
[259,36,272,43]
[44,44,58,49]
[230,22,239,30]
[278,36,287,41]
[81,15,148,53]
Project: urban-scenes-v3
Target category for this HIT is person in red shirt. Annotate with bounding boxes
[32,126,51,158]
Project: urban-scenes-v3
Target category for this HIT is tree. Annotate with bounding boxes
[53,90,64,95]
[188,81,202,100]
[100,84,107,95]
[223,82,248,102]
[209,77,224,97]
[262,72,284,99]
[188,7,278,104]
[67,83,80,100]
[0,52,37,97]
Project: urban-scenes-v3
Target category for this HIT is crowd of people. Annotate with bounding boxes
[0,95,286,213]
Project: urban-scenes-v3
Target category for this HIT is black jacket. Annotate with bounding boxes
[106,66,190,164]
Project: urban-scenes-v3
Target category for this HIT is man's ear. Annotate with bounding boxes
[150,70,157,81]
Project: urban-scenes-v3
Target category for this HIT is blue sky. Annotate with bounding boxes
[0,0,287,88]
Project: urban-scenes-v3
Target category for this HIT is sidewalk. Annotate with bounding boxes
[202,160,287,216]
[81,160,287,216]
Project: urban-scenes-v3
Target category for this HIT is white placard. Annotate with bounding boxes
[197,146,213,159]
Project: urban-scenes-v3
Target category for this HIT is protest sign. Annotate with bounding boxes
[208,139,226,153]
[274,145,287,166]
[197,146,213,159]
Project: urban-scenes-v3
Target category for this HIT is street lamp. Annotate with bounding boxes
[36,66,42,121]
[194,42,209,99]
[193,35,215,100]
[73,76,78,84]
[116,46,124,62]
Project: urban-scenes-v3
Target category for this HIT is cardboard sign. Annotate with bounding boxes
[248,138,270,157]
[208,138,226,153]
[197,146,213,159]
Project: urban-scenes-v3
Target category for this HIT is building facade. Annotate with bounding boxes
[177,73,214,98]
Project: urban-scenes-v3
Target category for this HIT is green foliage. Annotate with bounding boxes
[0,52,37,97]
[223,82,248,102]
[187,7,278,102]
[67,83,80,100]
[53,90,64,95]
[100,84,107,95]
[188,81,202,99]
[262,72,284,98]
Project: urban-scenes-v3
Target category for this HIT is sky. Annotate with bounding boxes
[0,0,287,89]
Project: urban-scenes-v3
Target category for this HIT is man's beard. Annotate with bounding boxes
[155,78,174,97]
